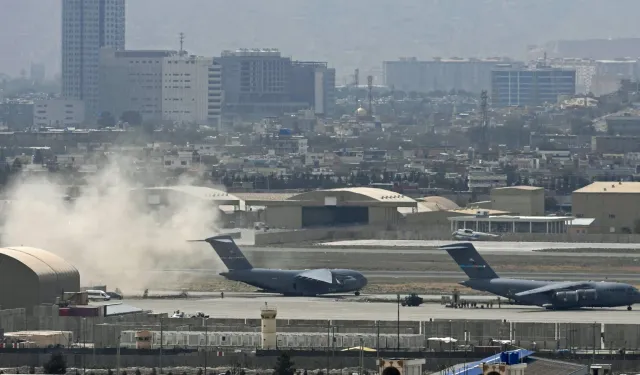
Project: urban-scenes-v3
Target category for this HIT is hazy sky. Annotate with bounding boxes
[2,0,640,81]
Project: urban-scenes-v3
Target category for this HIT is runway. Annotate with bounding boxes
[118,296,640,324]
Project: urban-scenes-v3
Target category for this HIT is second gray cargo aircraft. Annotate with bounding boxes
[442,242,640,310]
[194,235,367,296]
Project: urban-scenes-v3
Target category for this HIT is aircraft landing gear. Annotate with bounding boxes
[628,305,633,311]
[355,291,361,296]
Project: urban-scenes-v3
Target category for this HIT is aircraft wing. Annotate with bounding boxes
[295,269,333,284]
[515,281,593,297]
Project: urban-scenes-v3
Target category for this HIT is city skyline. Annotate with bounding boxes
[4,0,640,82]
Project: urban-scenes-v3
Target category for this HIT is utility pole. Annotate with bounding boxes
[204,321,208,375]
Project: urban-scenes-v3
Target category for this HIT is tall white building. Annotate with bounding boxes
[98,50,222,128]
[162,54,222,127]
[33,99,85,128]
[99,49,176,122]
[62,0,125,120]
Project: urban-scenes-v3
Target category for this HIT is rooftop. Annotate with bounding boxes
[493,185,543,191]
[448,215,572,222]
[574,181,640,193]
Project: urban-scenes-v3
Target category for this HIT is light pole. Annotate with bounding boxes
[116,333,121,375]
[359,337,364,375]
[396,294,400,351]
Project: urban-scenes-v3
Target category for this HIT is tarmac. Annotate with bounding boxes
[141,269,640,282]
[317,240,640,252]
[120,295,640,324]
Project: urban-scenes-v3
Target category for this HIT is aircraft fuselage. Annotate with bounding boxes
[220,268,367,296]
[462,278,640,309]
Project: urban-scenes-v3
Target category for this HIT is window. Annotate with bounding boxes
[609,214,616,219]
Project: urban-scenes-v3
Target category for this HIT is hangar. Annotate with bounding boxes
[132,186,243,210]
[0,247,80,311]
[245,187,418,229]
[130,186,248,227]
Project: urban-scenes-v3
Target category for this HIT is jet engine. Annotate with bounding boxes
[553,290,579,302]
[576,289,597,300]
[554,289,597,302]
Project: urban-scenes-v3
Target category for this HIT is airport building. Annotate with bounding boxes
[490,186,545,216]
[448,211,572,234]
[573,181,640,234]
[0,247,80,311]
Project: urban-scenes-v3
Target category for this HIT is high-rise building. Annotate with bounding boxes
[99,49,176,122]
[162,54,221,127]
[215,49,333,117]
[491,64,576,107]
[383,57,519,94]
[62,0,125,121]
[98,49,222,128]
[290,62,336,116]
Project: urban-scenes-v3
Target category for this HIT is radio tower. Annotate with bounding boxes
[179,32,186,56]
[480,90,489,153]
[367,75,373,115]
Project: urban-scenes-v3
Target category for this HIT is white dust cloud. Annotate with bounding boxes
[1,158,225,293]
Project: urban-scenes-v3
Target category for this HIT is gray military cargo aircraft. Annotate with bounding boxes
[193,235,368,296]
[441,242,640,310]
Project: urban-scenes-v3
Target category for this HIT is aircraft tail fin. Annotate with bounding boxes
[440,242,499,280]
[194,235,253,271]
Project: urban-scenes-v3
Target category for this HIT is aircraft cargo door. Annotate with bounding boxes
[301,207,369,228]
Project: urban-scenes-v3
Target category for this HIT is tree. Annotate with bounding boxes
[12,157,22,171]
[273,352,296,375]
[120,110,143,126]
[33,149,44,164]
[97,111,116,128]
[43,352,67,374]
[135,369,142,375]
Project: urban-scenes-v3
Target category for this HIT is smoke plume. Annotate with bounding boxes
[0,158,225,293]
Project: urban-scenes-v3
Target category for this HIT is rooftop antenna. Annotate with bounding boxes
[179,32,185,56]
[367,75,374,115]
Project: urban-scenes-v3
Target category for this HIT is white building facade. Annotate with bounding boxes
[62,0,125,119]
[99,49,175,122]
[162,55,221,127]
[33,99,85,128]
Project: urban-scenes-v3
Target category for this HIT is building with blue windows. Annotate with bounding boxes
[491,64,576,107]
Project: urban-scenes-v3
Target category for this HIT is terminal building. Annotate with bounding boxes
[448,210,572,234]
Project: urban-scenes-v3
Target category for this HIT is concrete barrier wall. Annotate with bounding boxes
[7,307,640,351]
